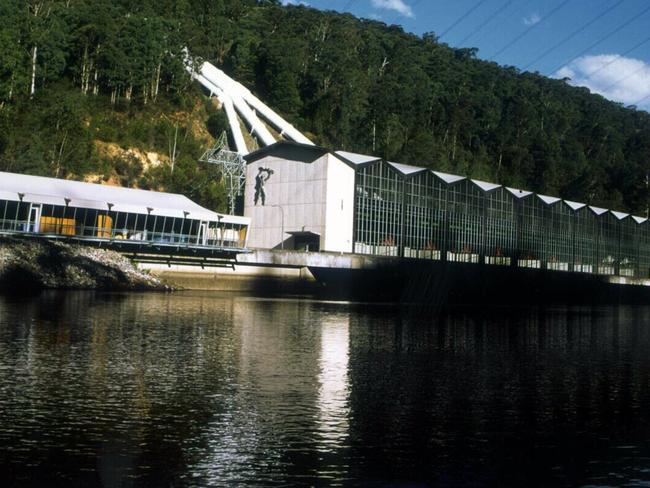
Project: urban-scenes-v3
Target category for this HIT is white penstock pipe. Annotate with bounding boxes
[229,91,276,147]
[199,62,276,147]
[204,63,312,144]
[243,91,313,145]
[193,73,248,154]
[219,92,248,155]
[199,61,313,146]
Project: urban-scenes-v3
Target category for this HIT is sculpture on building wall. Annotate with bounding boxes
[254,167,274,206]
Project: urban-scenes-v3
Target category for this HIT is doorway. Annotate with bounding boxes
[28,204,41,233]
[197,221,208,245]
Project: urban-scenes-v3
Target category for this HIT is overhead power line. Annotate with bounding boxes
[632,91,650,108]
[457,0,513,46]
[549,3,650,75]
[522,0,624,71]
[387,0,424,26]
[601,62,650,94]
[582,34,650,80]
[490,0,572,61]
[438,0,489,39]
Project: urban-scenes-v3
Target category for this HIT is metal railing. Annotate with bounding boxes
[352,236,642,278]
[0,218,247,249]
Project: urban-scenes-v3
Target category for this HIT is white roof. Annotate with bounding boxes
[537,194,561,205]
[505,187,533,198]
[611,211,629,220]
[564,200,586,211]
[432,171,465,184]
[387,161,426,176]
[589,206,608,215]
[633,216,647,224]
[0,171,248,224]
[471,179,501,192]
[334,150,381,166]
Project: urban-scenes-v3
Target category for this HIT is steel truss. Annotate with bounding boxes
[199,132,246,214]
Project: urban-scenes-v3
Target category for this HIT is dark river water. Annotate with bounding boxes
[1,292,650,487]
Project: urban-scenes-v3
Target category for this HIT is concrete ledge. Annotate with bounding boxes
[236,249,396,269]
[142,262,318,292]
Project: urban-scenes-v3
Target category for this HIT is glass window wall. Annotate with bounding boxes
[402,171,445,260]
[484,187,516,266]
[573,206,598,273]
[446,180,482,263]
[545,201,573,271]
[351,161,645,280]
[639,222,650,279]
[598,212,619,275]
[517,195,545,269]
[354,161,404,257]
[619,216,637,277]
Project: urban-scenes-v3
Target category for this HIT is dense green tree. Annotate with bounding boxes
[0,84,93,177]
[1,0,650,214]
[0,0,28,106]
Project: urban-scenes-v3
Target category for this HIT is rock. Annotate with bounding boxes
[0,236,168,292]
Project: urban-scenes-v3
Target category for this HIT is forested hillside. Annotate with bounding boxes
[1,0,650,214]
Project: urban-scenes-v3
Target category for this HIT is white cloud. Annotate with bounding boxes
[281,0,308,5]
[523,13,541,26]
[555,55,650,111]
[371,0,414,18]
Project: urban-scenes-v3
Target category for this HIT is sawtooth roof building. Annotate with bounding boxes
[244,141,650,279]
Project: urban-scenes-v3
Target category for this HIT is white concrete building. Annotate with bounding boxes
[244,142,355,252]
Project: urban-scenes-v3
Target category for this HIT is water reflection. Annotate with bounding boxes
[318,314,350,449]
[345,306,650,487]
[1,294,650,487]
[316,314,351,485]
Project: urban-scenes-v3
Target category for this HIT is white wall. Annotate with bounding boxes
[244,151,354,252]
[244,153,328,250]
[323,154,355,252]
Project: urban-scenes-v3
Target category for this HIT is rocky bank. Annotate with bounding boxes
[0,237,166,291]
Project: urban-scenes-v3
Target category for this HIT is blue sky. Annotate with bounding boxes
[282,0,650,112]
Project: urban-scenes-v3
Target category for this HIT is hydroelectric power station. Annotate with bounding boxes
[177,55,650,303]
[2,56,650,303]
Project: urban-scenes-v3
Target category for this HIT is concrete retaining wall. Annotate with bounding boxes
[142,262,319,293]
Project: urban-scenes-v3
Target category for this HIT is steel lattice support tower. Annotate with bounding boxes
[199,132,246,214]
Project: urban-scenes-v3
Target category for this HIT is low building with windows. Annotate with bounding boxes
[0,171,250,251]
[243,141,650,279]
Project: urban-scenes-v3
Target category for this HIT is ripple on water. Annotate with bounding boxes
[1,293,650,487]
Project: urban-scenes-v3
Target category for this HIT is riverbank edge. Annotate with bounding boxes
[0,236,167,292]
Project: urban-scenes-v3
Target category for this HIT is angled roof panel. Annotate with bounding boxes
[564,200,586,211]
[537,194,561,205]
[432,170,465,184]
[611,211,629,220]
[387,161,427,176]
[505,187,533,198]
[633,215,648,224]
[589,206,608,216]
[334,150,381,166]
[471,179,501,192]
